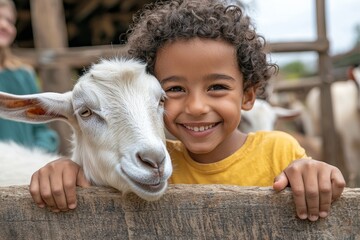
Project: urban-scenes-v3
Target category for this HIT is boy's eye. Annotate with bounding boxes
[208,84,228,91]
[165,86,184,92]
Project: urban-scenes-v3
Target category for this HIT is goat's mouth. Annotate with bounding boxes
[127,176,168,199]
[119,167,167,194]
[131,179,166,192]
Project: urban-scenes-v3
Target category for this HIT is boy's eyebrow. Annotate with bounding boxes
[160,74,236,85]
[204,73,236,81]
[159,76,183,85]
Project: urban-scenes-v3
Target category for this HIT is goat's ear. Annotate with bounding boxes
[347,66,360,83]
[273,106,301,120]
[0,91,73,124]
[347,66,355,81]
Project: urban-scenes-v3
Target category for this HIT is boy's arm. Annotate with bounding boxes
[29,158,91,212]
[273,159,345,221]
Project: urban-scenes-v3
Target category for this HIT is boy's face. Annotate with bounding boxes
[154,38,256,163]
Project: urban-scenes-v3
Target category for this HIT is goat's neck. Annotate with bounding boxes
[69,132,85,165]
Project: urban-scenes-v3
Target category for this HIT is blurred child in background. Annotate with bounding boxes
[0,0,59,153]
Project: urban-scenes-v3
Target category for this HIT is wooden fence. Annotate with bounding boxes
[1,185,359,239]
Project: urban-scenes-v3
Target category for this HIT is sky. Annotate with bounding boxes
[240,0,360,66]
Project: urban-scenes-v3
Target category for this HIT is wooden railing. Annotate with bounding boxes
[1,185,359,239]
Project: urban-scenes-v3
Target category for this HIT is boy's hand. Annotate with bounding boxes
[273,159,345,221]
[29,158,91,212]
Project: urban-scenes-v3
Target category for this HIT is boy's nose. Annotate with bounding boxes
[185,93,210,116]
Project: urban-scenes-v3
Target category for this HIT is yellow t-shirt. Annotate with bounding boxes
[167,131,307,186]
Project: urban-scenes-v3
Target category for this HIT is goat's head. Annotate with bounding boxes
[0,58,172,201]
[239,99,301,133]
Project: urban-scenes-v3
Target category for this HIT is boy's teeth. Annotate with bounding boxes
[185,124,215,132]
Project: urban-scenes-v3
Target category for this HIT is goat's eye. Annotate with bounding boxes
[80,108,92,118]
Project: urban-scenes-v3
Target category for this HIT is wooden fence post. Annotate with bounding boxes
[30,0,73,155]
[316,0,339,167]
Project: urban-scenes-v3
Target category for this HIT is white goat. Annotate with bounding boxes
[239,99,322,160]
[239,99,301,133]
[0,58,172,201]
[306,65,360,187]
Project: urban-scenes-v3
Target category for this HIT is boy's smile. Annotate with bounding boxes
[154,38,256,163]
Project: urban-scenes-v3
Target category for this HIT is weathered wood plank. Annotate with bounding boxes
[1,185,359,240]
[267,40,329,53]
[13,40,329,68]
[12,45,128,68]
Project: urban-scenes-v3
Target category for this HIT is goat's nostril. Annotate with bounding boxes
[137,153,158,169]
[144,158,158,168]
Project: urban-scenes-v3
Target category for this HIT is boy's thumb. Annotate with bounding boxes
[273,171,289,192]
[76,168,91,187]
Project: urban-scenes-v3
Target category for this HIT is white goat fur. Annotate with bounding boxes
[239,99,322,160]
[0,58,172,201]
[306,66,360,186]
[239,99,301,133]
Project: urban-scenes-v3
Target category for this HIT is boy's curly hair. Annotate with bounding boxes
[126,0,278,92]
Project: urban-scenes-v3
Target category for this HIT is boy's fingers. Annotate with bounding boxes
[77,167,91,188]
[49,173,68,211]
[303,168,320,221]
[63,167,81,210]
[331,168,346,201]
[272,171,289,192]
[318,170,332,218]
[38,169,57,209]
[29,171,45,208]
[284,169,307,220]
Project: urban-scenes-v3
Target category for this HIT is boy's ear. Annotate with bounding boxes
[241,86,257,110]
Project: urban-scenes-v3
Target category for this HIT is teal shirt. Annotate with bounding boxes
[0,68,59,153]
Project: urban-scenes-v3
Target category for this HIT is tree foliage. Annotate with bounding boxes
[281,61,313,79]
